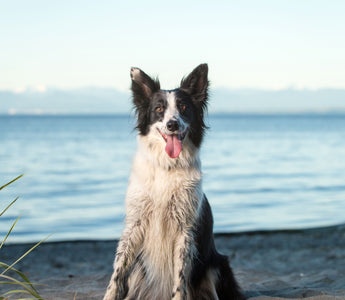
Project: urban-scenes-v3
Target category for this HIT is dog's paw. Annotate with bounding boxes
[171,287,185,300]
[103,284,116,300]
[103,270,129,300]
[103,286,127,300]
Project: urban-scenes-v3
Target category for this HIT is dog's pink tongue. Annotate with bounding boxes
[165,135,182,158]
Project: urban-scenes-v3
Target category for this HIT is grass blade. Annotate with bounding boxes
[0,174,23,191]
[3,289,31,296]
[0,216,21,249]
[0,262,42,292]
[0,197,19,217]
[1,234,52,276]
[0,274,42,299]
[0,281,39,285]
[0,174,44,299]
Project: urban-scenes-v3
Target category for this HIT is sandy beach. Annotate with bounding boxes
[2,224,345,300]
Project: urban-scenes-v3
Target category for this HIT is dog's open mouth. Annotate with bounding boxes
[158,129,186,159]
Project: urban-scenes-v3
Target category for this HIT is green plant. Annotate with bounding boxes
[0,175,49,300]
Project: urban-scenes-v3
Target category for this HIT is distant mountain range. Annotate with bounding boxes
[0,88,130,115]
[1,87,345,115]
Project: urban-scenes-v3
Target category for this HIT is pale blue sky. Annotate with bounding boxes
[1,0,345,92]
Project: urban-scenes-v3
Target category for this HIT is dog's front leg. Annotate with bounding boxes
[103,218,144,300]
[171,230,196,300]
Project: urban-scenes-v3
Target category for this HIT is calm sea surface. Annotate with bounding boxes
[1,114,345,243]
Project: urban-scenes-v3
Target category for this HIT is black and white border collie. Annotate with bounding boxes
[104,64,245,300]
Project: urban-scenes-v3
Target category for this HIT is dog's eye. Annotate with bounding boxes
[180,104,186,112]
[156,107,163,113]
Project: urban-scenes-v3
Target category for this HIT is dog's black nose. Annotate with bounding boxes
[167,120,179,132]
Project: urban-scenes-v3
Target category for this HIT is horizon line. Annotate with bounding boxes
[2,110,345,117]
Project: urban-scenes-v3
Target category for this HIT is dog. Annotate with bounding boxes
[104,64,245,300]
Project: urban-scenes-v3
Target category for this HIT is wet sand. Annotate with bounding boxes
[2,224,345,299]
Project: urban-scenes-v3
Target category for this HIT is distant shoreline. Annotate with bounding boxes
[3,87,345,116]
[2,111,345,117]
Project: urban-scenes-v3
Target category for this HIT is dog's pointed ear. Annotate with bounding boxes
[180,64,209,104]
[130,67,160,100]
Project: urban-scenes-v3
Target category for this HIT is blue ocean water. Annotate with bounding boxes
[1,114,345,243]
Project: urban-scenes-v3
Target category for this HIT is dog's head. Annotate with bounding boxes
[130,64,209,159]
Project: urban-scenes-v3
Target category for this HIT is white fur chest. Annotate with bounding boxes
[124,144,203,299]
[128,146,203,215]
